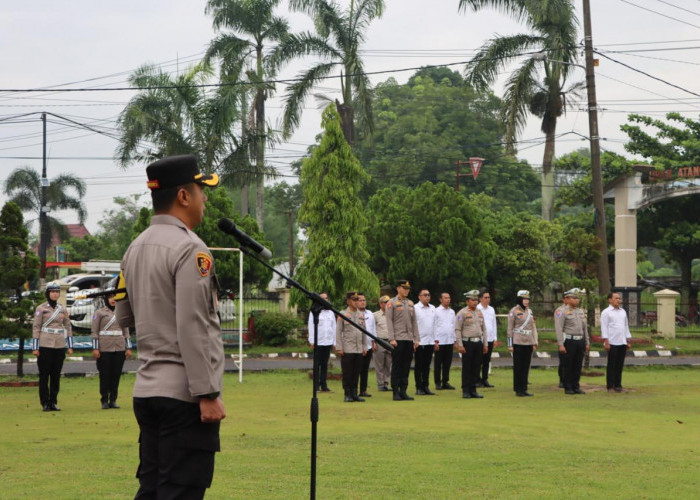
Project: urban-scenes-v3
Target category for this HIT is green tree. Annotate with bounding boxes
[204,0,289,229]
[0,202,40,377]
[459,0,582,220]
[273,0,385,145]
[3,166,87,240]
[263,182,302,265]
[292,104,379,305]
[366,182,494,300]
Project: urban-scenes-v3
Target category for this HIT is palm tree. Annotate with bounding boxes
[272,0,385,146]
[3,166,87,242]
[204,0,288,230]
[459,0,581,220]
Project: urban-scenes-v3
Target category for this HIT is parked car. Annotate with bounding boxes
[65,273,116,331]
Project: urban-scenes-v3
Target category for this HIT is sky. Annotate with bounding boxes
[2,0,700,234]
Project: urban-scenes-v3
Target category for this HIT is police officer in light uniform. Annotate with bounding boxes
[335,291,367,402]
[115,155,225,499]
[454,290,488,399]
[308,292,336,392]
[373,296,392,392]
[92,292,132,409]
[32,282,73,411]
[386,279,420,401]
[555,288,589,395]
[507,290,538,397]
[357,293,375,398]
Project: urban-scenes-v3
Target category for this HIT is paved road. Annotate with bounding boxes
[2,353,700,376]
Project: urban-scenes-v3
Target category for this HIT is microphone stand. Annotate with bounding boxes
[234,246,393,500]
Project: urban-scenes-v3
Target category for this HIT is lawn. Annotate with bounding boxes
[1,367,699,499]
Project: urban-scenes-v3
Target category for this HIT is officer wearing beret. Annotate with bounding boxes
[507,290,538,397]
[335,291,367,402]
[454,290,488,399]
[385,280,420,401]
[555,288,589,395]
[32,282,73,411]
[115,154,226,499]
[91,292,132,409]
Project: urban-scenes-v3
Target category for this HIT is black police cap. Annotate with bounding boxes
[146,154,219,191]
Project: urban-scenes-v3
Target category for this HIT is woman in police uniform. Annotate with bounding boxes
[507,290,538,397]
[32,282,73,411]
[92,292,132,409]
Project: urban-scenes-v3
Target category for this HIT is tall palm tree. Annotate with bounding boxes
[204,0,288,230]
[272,0,385,146]
[3,166,87,241]
[459,0,581,220]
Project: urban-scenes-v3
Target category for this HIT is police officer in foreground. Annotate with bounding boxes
[335,291,367,402]
[507,290,538,397]
[32,282,73,411]
[115,155,225,499]
[385,279,420,401]
[91,292,132,409]
[454,290,488,399]
[554,288,589,395]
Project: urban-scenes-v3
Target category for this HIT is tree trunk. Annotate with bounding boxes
[255,48,266,231]
[336,101,355,146]
[541,126,557,221]
[17,337,25,378]
[241,186,249,216]
[240,91,250,216]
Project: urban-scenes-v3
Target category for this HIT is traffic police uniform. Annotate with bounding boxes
[385,280,420,401]
[507,290,538,396]
[32,282,73,411]
[335,292,367,402]
[454,290,487,398]
[554,289,589,394]
[92,302,132,408]
[115,155,224,499]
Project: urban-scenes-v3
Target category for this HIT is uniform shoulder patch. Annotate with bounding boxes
[196,252,213,277]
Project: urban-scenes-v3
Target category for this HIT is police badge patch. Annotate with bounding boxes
[196,252,212,277]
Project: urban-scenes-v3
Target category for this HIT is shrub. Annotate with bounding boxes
[254,312,303,346]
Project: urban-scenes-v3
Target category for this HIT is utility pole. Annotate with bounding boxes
[582,0,611,296]
[39,112,49,281]
[286,210,294,275]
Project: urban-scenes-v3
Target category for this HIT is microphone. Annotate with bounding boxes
[217,218,272,259]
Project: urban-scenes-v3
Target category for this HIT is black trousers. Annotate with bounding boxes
[340,353,363,394]
[512,345,533,393]
[97,351,126,403]
[564,339,585,390]
[133,397,220,500]
[479,341,495,382]
[390,340,414,392]
[434,344,453,386]
[461,340,483,393]
[414,345,434,390]
[558,351,565,384]
[313,345,332,390]
[37,347,65,406]
[606,345,628,389]
[360,349,373,392]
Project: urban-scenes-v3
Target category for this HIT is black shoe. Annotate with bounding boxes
[482,381,495,388]
[475,381,484,388]
[443,383,456,390]
[423,388,436,395]
[400,392,414,401]
[50,404,60,411]
[344,395,354,402]
[574,389,586,395]
[522,392,534,397]
[109,402,120,408]
[102,402,110,410]
[470,392,484,399]
[565,390,576,395]
[615,387,628,393]
[462,392,472,399]
[42,404,51,412]
[320,387,332,392]
[393,392,403,401]
[359,391,372,397]
[558,382,565,388]
[435,383,443,390]
[377,386,390,392]
[516,392,526,397]
[415,389,427,396]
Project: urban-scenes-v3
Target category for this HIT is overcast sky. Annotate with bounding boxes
[2,0,700,233]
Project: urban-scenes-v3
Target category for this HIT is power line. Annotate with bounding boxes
[617,0,700,29]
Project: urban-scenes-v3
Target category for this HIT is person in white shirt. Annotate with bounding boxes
[601,292,632,392]
[373,296,392,392]
[357,294,376,397]
[433,292,456,390]
[476,289,498,388]
[414,289,438,395]
[308,292,336,392]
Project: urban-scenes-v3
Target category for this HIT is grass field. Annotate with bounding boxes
[1,367,699,499]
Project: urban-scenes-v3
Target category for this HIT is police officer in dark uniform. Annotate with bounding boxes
[32,282,73,411]
[115,155,225,499]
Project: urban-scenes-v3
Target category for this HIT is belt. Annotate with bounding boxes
[514,329,532,335]
[99,330,122,336]
[42,328,65,334]
[565,334,584,340]
[463,337,483,343]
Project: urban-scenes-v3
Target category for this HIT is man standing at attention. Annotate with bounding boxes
[455,290,488,399]
[434,292,456,390]
[357,293,375,398]
[555,289,589,395]
[476,289,497,388]
[335,291,367,402]
[116,155,226,499]
[373,296,392,392]
[601,292,632,393]
[413,289,438,395]
[386,279,420,401]
[308,292,336,392]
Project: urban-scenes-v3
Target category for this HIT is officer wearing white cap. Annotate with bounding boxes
[507,290,538,397]
[454,290,488,399]
[32,281,73,411]
[555,288,589,395]
[115,154,225,499]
